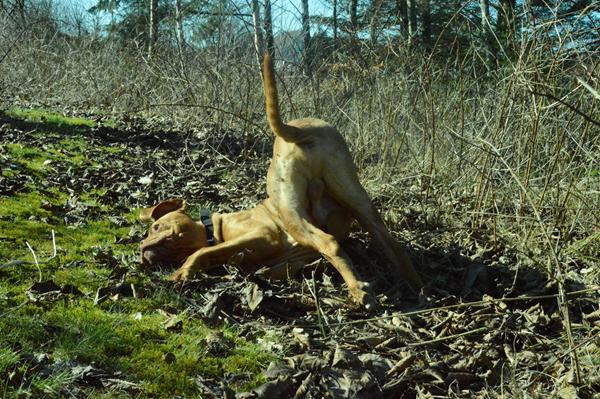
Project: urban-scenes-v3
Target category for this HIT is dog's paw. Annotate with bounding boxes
[349,284,377,310]
[170,267,191,282]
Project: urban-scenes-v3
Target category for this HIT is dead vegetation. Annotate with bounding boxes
[0,1,599,397]
[1,111,598,397]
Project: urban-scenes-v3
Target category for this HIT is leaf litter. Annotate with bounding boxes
[0,110,598,398]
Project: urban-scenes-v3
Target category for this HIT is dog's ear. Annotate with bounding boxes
[139,199,186,222]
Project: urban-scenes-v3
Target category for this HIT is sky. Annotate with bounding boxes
[66,0,333,32]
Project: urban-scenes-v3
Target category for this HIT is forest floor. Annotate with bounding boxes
[0,107,598,398]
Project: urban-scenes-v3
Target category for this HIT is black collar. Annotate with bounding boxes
[199,209,215,246]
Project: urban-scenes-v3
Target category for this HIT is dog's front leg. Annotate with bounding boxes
[170,232,281,281]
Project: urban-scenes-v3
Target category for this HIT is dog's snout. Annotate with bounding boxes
[142,248,160,266]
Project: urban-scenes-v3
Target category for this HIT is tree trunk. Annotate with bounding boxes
[369,0,383,46]
[523,0,534,27]
[479,0,493,62]
[301,0,312,77]
[251,0,264,69]
[421,0,431,50]
[396,0,408,38]
[349,0,358,35]
[332,0,338,47]
[148,0,158,60]
[174,0,185,73]
[497,0,515,40]
[15,0,25,21]
[264,0,274,57]
[407,0,416,46]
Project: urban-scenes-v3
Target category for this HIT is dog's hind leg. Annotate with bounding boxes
[278,196,374,308]
[322,167,423,292]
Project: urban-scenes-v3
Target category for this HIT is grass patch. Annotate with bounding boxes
[5,107,97,128]
[5,140,91,173]
[0,298,272,396]
[0,120,274,397]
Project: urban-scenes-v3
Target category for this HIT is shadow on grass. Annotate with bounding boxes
[0,108,178,150]
[0,108,272,156]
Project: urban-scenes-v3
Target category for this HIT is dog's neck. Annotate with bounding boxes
[199,209,215,246]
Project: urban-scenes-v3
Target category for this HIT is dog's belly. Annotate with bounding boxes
[267,142,321,205]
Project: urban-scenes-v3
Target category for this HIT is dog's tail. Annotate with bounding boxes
[263,53,310,143]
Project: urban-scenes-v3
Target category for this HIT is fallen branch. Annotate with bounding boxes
[407,326,488,347]
[311,287,599,328]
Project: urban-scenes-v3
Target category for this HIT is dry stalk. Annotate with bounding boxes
[306,270,328,338]
[25,241,42,283]
[4,230,57,282]
[478,137,582,384]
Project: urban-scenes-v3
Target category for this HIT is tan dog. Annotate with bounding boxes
[259,53,422,306]
[139,180,352,280]
[139,54,423,308]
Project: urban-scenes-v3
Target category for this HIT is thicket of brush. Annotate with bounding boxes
[2,4,597,276]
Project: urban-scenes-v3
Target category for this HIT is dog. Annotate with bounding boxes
[139,180,352,280]
[139,54,423,308]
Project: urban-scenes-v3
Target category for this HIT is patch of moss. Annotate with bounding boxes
[0,300,270,396]
[5,140,93,174]
[0,111,274,397]
[5,107,97,128]
[0,345,19,374]
[101,144,126,154]
[5,143,52,174]
[0,190,136,299]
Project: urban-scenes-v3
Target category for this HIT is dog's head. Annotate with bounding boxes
[139,199,208,268]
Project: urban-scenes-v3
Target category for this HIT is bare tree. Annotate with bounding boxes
[301,0,312,77]
[264,0,274,57]
[174,0,185,73]
[251,0,264,69]
[148,0,158,59]
[421,0,431,50]
[369,0,384,46]
[349,0,358,38]
[16,0,25,19]
[407,0,416,46]
[497,0,516,40]
[479,0,493,62]
[332,0,338,47]
[523,0,534,27]
[396,0,408,38]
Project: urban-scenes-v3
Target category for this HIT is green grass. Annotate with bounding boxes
[0,293,272,396]
[5,107,97,128]
[0,117,274,397]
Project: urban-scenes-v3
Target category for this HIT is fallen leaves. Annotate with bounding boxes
[2,113,598,398]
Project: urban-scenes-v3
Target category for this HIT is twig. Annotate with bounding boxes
[576,77,600,100]
[306,270,327,338]
[0,300,28,318]
[25,241,42,283]
[1,230,57,272]
[51,230,56,258]
[530,89,600,128]
[407,326,488,347]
